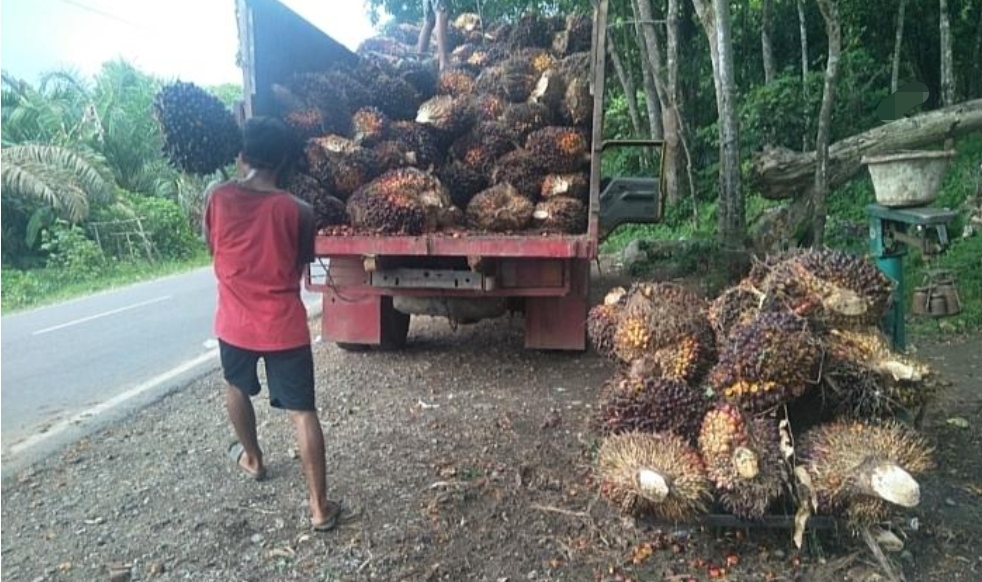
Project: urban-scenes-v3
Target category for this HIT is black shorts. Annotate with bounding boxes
[219,340,316,411]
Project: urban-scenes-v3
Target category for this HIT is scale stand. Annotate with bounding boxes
[867,204,956,351]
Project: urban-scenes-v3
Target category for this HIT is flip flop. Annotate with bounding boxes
[226,441,267,481]
[311,499,345,532]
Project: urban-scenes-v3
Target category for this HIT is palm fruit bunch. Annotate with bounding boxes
[436,67,477,96]
[152,81,242,176]
[541,172,589,201]
[435,162,487,209]
[499,102,554,144]
[416,95,475,137]
[708,311,822,411]
[386,121,444,170]
[557,53,593,126]
[553,12,592,55]
[610,282,716,384]
[265,10,592,236]
[508,13,553,49]
[760,249,895,329]
[474,57,541,103]
[492,149,548,200]
[450,122,515,177]
[532,197,587,233]
[346,167,453,234]
[525,126,589,173]
[698,404,786,519]
[351,107,390,145]
[797,421,934,524]
[367,74,423,121]
[596,431,712,522]
[466,183,534,232]
[587,287,627,358]
[707,281,763,348]
[817,327,935,420]
[315,144,381,200]
[593,373,709,440]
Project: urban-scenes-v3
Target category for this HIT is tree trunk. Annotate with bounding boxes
[796,0,810,151]
[939,0,955,106]
[812,0,842,247]
[693,0,745,248]
[665,0,696,217]
[631,0,664,140]
[761,0,776,84]
[891,0,908,93]
[750,99,982,201]
[972,7,982,98]
[607,33,643,136]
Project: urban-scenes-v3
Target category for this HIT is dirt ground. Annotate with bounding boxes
[1,266,980,582]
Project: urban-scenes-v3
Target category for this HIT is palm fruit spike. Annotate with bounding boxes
[761,249,895,328]
[491,149,547,200]
[531,197,586,234]
[472,94,507,122]
[708,281,764,347]
[593,373,709,441]
[152,81,242,176]
[698,404,786,519]
[587,287,626,359]
[416,95,475,137]
[525,126,589,174]
[466,183,534,232]
[597,431,711,522]
[352,107,390,145]
[541,173,588,201]
[436,67,477,96]
[798,421,934,524]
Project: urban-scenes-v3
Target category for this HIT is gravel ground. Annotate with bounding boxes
[2,268,981,582]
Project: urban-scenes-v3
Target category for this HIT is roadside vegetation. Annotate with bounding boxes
[0,63,237,312]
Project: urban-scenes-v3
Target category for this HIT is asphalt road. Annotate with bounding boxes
[0,266,322,471]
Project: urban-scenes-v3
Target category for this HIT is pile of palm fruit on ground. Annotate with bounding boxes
[278,12,595,235]
[588,248,939,529]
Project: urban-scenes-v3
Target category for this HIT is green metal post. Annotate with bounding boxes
[867,208,907,351]
[875,253,906,351]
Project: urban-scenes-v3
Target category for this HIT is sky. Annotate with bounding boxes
[0,0,383,86]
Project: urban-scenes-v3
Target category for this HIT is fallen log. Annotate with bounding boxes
[750,98,982,200]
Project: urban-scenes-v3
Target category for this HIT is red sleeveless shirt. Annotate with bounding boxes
[203,182,315,351]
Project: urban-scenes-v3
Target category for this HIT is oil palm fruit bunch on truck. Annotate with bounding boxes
[260,10,596,236]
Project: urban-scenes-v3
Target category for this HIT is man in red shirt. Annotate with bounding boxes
[204,117,340,531]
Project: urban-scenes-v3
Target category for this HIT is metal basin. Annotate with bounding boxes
[862,150,956,208]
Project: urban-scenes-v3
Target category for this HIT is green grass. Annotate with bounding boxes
[1,251,212,314]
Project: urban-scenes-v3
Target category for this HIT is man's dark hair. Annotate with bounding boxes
[241,116,299,173]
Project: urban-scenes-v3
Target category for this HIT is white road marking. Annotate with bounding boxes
[7,348,219,457]
[32,295,173,335]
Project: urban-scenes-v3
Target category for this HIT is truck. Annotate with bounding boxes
[234,0,664,351]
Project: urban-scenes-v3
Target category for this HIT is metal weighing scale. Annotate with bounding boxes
[867,204,957,351]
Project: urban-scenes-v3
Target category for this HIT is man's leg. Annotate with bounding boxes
[289,410,332,524]
[434,7,449,71]
[226,384,264,476]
